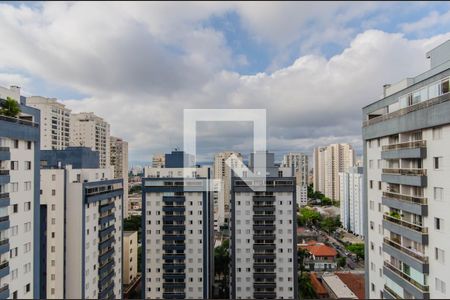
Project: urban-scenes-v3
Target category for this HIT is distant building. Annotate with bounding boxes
[313,144,355,201]
[26,96,71,150]
[70,112,111,168]
[151,153,165,168]
[299,241,337,272]
[110,136,129,217]
[339,167,364,237]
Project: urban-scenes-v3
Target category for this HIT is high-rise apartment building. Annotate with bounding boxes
[70,112,110,168]
[110,136,129,217]
[40,147,123,299]
[282,152,309,207]
[363,40,450,299]
[25,96,71,150]
[230,153,298,300]
[213,151,245,227]
[313,143,355,201]
[142,151,214,299]
[339,166,364,237]
[0,85,41,299]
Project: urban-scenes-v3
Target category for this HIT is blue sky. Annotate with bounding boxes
[1,2,450,163]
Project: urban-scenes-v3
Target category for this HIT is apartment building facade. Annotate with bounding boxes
[282,152,309,208]
[339,166,364,237]
[0,85,40,299]
[314,144,355,201]
[25,96,71,150]
[230,154,298,300]
[70,112,110,168]
[363,40,450,299]
[110,136,129,217]
[142,151,213,299]
[40,147,123,299]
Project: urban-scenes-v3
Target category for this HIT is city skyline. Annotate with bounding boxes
[1,2,450,161]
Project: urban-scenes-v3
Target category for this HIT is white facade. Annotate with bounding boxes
[70,112,111,168]
[142,166,213,300]
[313,144,355,201]
[41,165,123,299]
[363,40,450,299]
[296,184,308,207]
[0,85,40,299]
[25,96,71,150]
[230,170,298,299]
[213,151,244,228]
[339,167,364,237]
[110,136,129,217]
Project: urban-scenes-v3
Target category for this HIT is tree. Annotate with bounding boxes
[298,272,317,299]
[129,185,142,194]
[337,256,347,269]
[299,207,322,228]
[0,97,21,117]
[124,215,142,242]
[214,239,230,299]
[319,216,341,234]
[346,243,365,261]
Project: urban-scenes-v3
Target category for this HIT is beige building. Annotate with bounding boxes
[213,151,244,227]
[151,153,165,168]
[110,136,129,217]
[314,143,355,201]
[70,112,111,168]
[123,231,138,285]
[26,96,71,150]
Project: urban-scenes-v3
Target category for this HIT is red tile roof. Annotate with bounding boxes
[301,242,337,257]
[335,272,365,299]
[310,272,328,296]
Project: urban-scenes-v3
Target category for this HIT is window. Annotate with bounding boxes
[13,140,18,149]
[433,127,443,140]
[24,242,31,253]
[24,202,31,211]
[369,160,373,169]
[25,283,30,293]
[434,157,443,170]
[52,174,56,181]
[436,277,447,294]
[27,141,32,150]
[435,217,443,230]
[370,180,373,189]
[436,247,445,263]
[12,204,18,213]
[369,201,374,210]
[24,161,31,170]
[10,161,18,170]
[11,268,18,280]
[11,225,18,236]
[24,181,31,191]
[24,222,31,232]
[434,187,444,201]
[24,263,31,273]
[370,221,374,230]
[377,159,382,169]
[11,182,18,192]
[378,181,382,190]
[52,189,56,196]
[443,79,449,94]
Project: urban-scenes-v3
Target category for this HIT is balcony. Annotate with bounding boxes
[381,168,427,187]
[0,284,9,299]
[162,292,185,299]
[381,140,427,159]
[0,193,9,208]
[382,192,427,215]
[383,215,428,244]
[253,215,276,222]
[0,147,9,161]
[0,216,9,232]
[0,114,39,128]
[383,285,402,299]
[383,238,429,273]
[254,291,276,299]
[383,261,429,299]
[0,261,9,278]
[0,238,9,255]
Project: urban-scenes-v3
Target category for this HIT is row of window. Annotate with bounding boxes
[9,161,32,171]
[0,139,32,150]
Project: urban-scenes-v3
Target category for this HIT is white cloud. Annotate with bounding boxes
[400,10,450,34]
[0,2,449,162]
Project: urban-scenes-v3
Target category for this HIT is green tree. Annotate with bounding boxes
[129,185,142,194]
[298,272,317,299]
[319,216,341,234]
[214,239,230,299]
[337,256,347,269]
[0,97,21,117]
[124,215,142,242]
[346,243,365,261]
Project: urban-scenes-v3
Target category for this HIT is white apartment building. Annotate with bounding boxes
[70,112,110,168]
[313,143,355,201]
[282,152,309,208]
[110,136,129,217]
[142,152,213,300]
[230,154,298,300]
[213,151,245,228]
[363,40,450,299]
[0,85,40,299]
[25,96,71,150]
[40,147,123,299]
[339,167,364,237]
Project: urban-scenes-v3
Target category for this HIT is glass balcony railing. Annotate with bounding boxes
[382,140,426,151]
[383,237,428,263]
[383,191,427,205]
[384,261,429,292]
[383,215,428,234]
[384,285,402,299]
[382,168,427,176]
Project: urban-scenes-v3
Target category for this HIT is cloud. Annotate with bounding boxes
[0,2,449,163]
[400,10,450,35]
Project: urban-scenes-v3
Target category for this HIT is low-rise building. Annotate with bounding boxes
[299,241,337,272]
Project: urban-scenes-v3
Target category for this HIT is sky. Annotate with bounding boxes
[1,1,450,165]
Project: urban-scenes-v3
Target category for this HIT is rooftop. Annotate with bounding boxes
[321,273,358,299]
[310,272,328,296]
[299,241,337,257]
[335,272,365,300]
